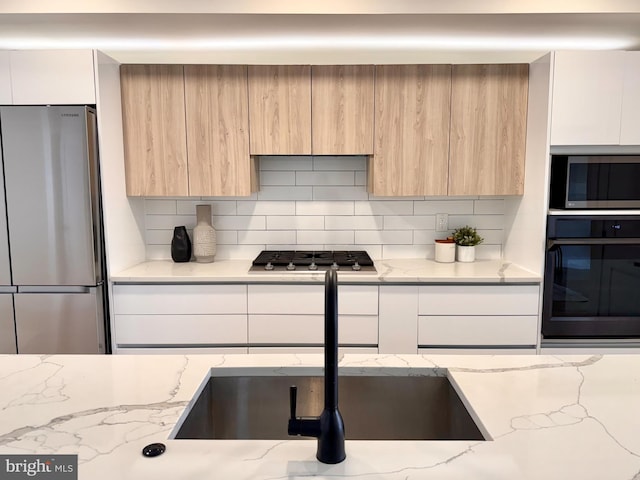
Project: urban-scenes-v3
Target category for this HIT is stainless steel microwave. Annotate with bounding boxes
[549,155,640,209]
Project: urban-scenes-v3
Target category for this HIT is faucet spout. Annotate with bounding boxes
[288,269,346,464]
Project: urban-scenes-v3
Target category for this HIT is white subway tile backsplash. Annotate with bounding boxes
[237,201,295,216]
[297,230,354,245]
[312,156,366,171]
[313,186,369,201]
[176,200,237,216]
[449,215,504,230]
[355,230,413,245]
[260,156,313,171]
[238,230,296,245]
[145,199,177,215]
[474,199,506,214]
[260,171,296,186]
[296,201,355,216]
[267,216,324,230]
[414,200,474,215]
[355,201,413,216]
[257,186,313,201]
[384,215,436,230]
[213,216,266,231]
[143,158,506,260]
[296,171,355,186]
[325,216,383,231]
[382,245,428,259]
[146,214,195,230]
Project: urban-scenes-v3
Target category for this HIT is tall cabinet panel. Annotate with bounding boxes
[312,65,375,155]
[620,53,640,145]
[0,145,11,286]
[372,64,451,196]
[248,65,312,155]
[550,51,626,145]
[0,51,11,104]
[120,65,188,196]
[184,65,253,196]
[449,64,529,196]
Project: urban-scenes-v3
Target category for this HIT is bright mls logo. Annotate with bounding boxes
[0,455,77,480]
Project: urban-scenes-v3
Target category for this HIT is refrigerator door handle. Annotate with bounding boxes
[18,286,92,294]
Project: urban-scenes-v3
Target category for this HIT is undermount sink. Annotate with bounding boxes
[172,373,486,441]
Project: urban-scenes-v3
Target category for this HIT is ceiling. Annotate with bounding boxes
[0,1,639,63]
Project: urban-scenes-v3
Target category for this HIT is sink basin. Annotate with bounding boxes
[173,374,486,441]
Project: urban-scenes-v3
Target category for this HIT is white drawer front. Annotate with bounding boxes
[248,314,378,345]
[115,314,247,345]
[418,315,538,346]
[248,285,378,315]
[418,347,536,355]
[248,346,378,354]
[115,347,248,354]
[113,285,247,314]
[418,285,539,315]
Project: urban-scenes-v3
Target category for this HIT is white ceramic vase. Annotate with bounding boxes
[456,245,476,263]
[193,204,216,263]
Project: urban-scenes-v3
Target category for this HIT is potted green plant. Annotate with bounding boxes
[451,226,484,262]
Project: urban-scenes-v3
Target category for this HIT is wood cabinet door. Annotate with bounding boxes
[248,65,311,155]
[449,64,529,196]
[312,65,374,155]
[373,65,451,196]
[120,65,188,196]
[184,65,253,196]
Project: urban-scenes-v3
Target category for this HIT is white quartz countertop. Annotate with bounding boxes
[111,258,540,283]
[1,353,638,480]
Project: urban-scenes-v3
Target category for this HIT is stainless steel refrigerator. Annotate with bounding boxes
[0,106,108,354]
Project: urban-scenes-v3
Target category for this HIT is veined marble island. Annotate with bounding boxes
[0,354,637,479]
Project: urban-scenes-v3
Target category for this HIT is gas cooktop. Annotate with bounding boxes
[250,250,376,273]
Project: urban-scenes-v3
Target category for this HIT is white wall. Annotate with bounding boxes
[503,52,553,276]
[143,156,508,261]
[94,51,146,274]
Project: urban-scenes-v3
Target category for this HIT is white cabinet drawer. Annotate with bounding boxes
[418,285,539,316]
[248,346,379,354]
[248,314,378,345]
[418,315,538,346]
[113,285,247,314]
[115,314,247,345]
[116,347,248,354]
[418,347,536,355]
[248,284,378,315]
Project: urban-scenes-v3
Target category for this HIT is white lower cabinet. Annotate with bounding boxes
[112,284,248,352]
[247,284,379,351]
[417,284,540,350]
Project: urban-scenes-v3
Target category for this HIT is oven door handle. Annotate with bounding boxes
[548,238,640,246]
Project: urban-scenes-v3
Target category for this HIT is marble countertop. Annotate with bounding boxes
[111,259,540,283]
[1,353,638,479]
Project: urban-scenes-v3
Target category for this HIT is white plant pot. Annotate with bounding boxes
[456,245,476,263]
[434,241,456,263]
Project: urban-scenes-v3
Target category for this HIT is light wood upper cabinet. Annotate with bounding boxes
[248,65,311,155]
[184,65,254,196]
[312,65,374,155]
[449,64,529,196]
[372,65,451,196]
[120,65,188,196]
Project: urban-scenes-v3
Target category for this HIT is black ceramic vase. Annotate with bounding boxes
[171,226,192,263]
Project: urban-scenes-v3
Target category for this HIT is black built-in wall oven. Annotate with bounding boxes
[544,153,640,340]
[543,215,640,338]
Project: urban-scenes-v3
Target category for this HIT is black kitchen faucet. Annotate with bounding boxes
[287,269,346,464]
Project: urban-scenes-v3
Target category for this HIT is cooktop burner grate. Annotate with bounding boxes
[250,250,376,273]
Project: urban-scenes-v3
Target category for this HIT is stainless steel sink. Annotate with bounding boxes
[173,375,485,441]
